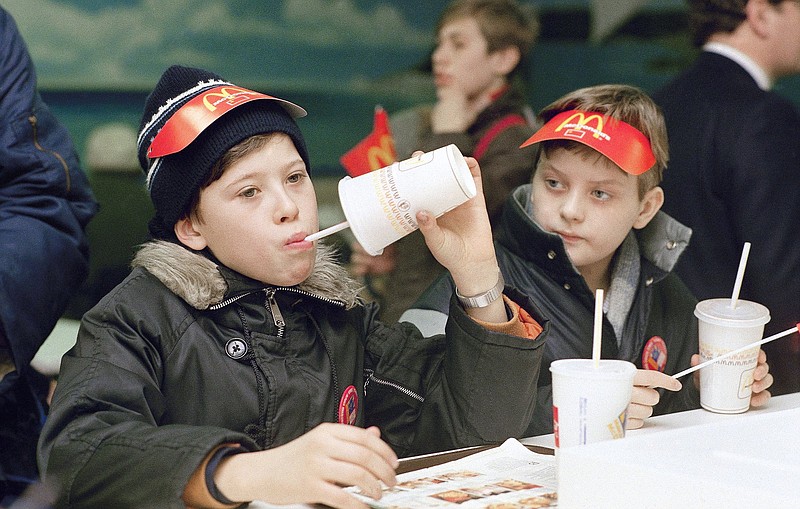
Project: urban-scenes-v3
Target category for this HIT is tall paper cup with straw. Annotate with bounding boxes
[550,290,636,454]
[695,242,770,413]
[550,359,636,450]
[337,144,476,256]
[695,298,770,413]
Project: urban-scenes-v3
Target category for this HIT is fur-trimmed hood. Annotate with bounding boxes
[131,240,363,310]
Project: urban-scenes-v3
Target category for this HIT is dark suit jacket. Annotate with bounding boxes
[653,51,800,395]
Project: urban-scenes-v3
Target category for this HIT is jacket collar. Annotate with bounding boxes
[497,185,692,282]
[702,44,770,90]
[470,84,531,135]
[132,240,363,310]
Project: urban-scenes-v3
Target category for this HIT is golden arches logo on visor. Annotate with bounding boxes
[557,112,606,140]
[147,85,306,159]
[520,109,656,175]
[202,86,260,111]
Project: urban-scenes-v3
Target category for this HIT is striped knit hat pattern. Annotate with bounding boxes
[137,65,310,238]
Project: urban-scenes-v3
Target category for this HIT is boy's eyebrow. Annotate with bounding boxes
[543,160,630,189]
[223,172,258,186]
[438,25,467,42]
[221,159,306,190]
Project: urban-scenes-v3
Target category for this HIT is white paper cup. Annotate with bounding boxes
[338,144,476,256]
[695,298,770,414]
[550,359,636,451]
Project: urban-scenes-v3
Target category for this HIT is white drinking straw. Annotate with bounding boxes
[672,324,800,379]
[304,220,350,242]
[592,288,604,368]
[730,242,751,309]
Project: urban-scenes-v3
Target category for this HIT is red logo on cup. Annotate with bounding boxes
[553,405,560,448]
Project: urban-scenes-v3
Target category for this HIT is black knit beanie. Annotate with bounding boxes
[137,65,310,239]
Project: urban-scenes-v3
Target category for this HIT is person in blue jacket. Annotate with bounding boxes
[0,7,98,502]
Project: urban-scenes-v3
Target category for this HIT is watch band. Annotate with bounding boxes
[456,272,505,309]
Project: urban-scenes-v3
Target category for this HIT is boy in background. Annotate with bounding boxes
[351,0,540,323]
[37,65,547,508]
[402,84,772,436]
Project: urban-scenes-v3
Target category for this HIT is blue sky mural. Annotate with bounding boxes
[5,0,443,94]
[5,0,795,173]
[5,0,683,92]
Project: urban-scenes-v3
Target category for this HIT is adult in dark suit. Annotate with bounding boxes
[653,0,800,395]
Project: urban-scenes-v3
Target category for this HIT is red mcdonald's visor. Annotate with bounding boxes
[147,85,307,159]
[519,109,656,175]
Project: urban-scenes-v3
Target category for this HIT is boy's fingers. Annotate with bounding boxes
[750,388,771,407]
[752,372,774,394]
[630,386,660,407]
[316,482,370,509]
[626,416,645,430]
[416,211,443,247]
[465,156,480,176]
[627,401,654,421]
[326,425,398,485]
[634,369,682,391]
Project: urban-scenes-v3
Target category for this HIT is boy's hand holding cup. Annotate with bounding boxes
[320,144,505,322]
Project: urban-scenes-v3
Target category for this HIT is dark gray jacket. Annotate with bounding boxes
[403,186,701,436]
[38,240,547,508]
[653,51,800,395]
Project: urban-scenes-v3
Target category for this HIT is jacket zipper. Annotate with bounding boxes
[265,289,285,337]
[364,370,424,402]
[28,114,71,193]
[210,287,345,312]
[209,292,255,310]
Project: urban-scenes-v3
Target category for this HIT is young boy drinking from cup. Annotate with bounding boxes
[37,65,548,508]
[402,84,773,436]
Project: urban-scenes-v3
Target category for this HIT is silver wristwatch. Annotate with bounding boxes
[456,272,505,309]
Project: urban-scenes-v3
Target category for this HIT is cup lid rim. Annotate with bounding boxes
[549,358,637,379]
[694,298,770,327]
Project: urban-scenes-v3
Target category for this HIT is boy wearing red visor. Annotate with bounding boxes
[37,65,549,508]
[403,84,772,436]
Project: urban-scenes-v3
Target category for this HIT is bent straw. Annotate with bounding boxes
[592,289,604,368]
[730,242,751,309]
[304,221,350,242]
[672,324,800,379]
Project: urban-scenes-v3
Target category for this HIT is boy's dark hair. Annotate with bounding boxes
[436,0,539,79]
[136,65,309,241]
[688,0,786,47]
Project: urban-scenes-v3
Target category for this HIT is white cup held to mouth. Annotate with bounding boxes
[337,144,476,256]
[695,298,770,414]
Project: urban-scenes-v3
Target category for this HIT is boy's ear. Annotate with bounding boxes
[490,45,521,77]
[744,0,770,38]
[174,215,208,251]
[632,186,664,230]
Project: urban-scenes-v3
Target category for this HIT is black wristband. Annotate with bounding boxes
[205,446,247,505]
